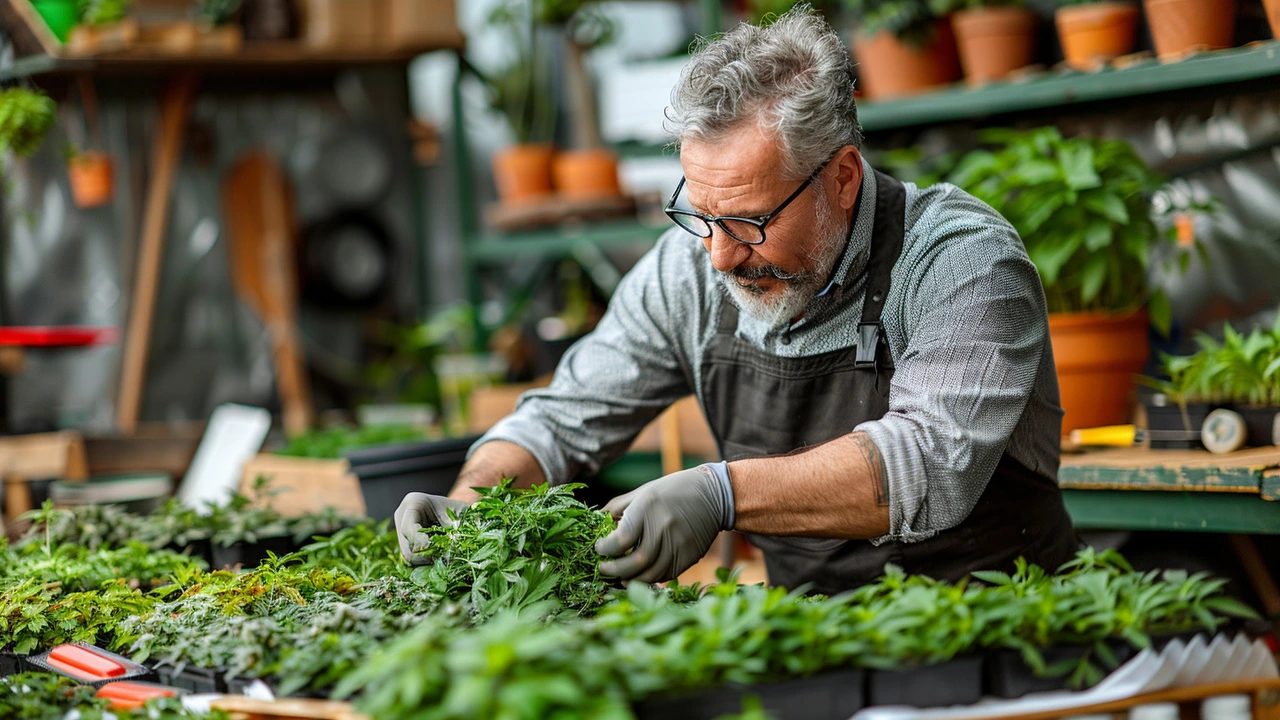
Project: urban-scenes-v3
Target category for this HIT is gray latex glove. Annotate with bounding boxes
[394,492,470,566]
[595,463,734,583]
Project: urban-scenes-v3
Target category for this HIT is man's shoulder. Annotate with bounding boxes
[898,180,1032,269]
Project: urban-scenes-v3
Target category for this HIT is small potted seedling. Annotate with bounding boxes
[63,143,114,208]
[842,0,960,99]
[930,0,1037,85]
[1054,0,1140,71]
[66,0,138,55]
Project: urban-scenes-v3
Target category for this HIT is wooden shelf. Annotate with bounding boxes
[858,41,1280,132]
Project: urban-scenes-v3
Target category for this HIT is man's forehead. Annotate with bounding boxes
[680,127,786,212]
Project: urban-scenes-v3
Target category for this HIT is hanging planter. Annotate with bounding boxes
[854,21,961,99]
[1055,1,1140,70]
[1143,0,1236,59]
[948,4,1038,85]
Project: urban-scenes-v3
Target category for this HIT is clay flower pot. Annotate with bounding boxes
[552,149,621,199]
[491,143,555,206]
[1055,2,1140,70]
[67,151,115,209]
[952,6,1038,85]
[1267,0,1280,37]
[853,21,961,100]
[1049,309,1150,434]
[1143,0,1236,59]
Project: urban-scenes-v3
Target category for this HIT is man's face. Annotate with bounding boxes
[680,124,861,329]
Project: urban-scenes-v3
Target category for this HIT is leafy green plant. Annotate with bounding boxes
[193,0,241,25]
[276,425,427,459]
[1,541,204,593]
[78,0,131,25]
[0,580,153,654]
[930,0,1021,13]
[943,127,1176,331]
[16,501,143,552]
[1140,315,1280,409]
[411,479,617,619]
[842,0,939,46]
[0,672,229,719]
[207,477,290,547]
[0,88,56,158]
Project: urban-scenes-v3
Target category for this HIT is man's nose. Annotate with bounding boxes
[706,226,751,274]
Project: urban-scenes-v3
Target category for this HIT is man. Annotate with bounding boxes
[396,8,1077,595]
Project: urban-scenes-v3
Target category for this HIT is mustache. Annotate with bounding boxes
[728,263,807,283]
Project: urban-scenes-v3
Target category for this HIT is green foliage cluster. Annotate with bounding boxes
[1144,315,1280,409]
[941,128,1177,329]
[342,550,1256,720]
[411,479,617,620]
[0,88,56,158]
[1,541,204,593]
[929,0,1020,14]
[0,579,152,654]
[276,424,427,459]
[842,0,939,46]
[78,0,131,26]
[0,672,227,719]
[193,0,241,25]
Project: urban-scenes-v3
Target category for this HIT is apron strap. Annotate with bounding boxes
[856,170,907,369]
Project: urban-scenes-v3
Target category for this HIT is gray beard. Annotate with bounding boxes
[717,193,849,331]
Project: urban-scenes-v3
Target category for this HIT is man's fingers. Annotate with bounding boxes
[599,540,651,579]
[602,490,636,520]
[594,511,640,558]
[401,521,431,566]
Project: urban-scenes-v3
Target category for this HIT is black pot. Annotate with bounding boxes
[0,653,25,678]
[155,665,228,694]
[867,656,983,708]
[1145,402,1214,449]
[1236,406,1280,447]
[167,538,214,567]
[343,436,479,521]
[211,535,296,570]
[633,668,866,720]
[986,641,1136,699]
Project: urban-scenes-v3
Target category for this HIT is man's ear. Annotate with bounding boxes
[834,146,864,212]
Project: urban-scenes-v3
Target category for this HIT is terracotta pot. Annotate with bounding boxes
[1055,2,1139,70]
[552,149,621,199]
[1049,309,1150,434]
[67,151,115,209]
[1264,0,1280,37]
[853,22,960,100]
[491,143,555,205]
[951,7,1037,85]
[1143,0,1236,58]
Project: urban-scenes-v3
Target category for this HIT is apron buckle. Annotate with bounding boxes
[855,322,882,369]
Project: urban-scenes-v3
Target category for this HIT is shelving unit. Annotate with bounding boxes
[454,0,720,344]
[858,41,1280,132]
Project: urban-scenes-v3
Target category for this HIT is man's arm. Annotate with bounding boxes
[728,431,889,538]
[447,440,545,502]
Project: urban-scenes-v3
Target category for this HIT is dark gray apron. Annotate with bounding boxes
[699,171,1077,596]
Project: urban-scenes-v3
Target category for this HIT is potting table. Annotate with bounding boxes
[1059,446,1280,620]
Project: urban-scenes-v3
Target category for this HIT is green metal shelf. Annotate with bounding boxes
[464,220,667,264]
[1062,489,1280,534]
[858,42,1280,132]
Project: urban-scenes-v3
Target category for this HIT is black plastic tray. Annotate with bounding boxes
[155,665,227,694]
[1145,402,1212,449]
[633,668,866,720]
[986,642,1136,699]
[210,535,296,570]
[343,436,479,520]
[867,656,983,708]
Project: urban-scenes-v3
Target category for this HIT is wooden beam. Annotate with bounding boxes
[116,73,198,433]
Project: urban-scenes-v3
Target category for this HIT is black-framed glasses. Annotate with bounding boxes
[664,157,833,246]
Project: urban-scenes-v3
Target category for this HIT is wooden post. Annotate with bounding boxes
[1228,534,1280,618]
[116,73,199,433]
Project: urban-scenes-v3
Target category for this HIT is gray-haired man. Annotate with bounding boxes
[395,7,1077,594]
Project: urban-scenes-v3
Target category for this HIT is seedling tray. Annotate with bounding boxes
[867,656,983,708]
[986,642,1136,699]
[1145,402,1213,449]
[633,668,866,720]
[155,664,228,694]
[343,435,478,520]
[211,535,296,570]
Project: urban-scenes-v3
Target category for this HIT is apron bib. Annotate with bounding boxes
[698,171,1077,596]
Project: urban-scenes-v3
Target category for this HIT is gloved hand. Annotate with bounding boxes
[394,492,471,566]
[595,462,735,583]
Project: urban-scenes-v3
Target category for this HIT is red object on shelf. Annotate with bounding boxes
[96,682,177,710]
[46,644,127,681]
[0,326,119,347]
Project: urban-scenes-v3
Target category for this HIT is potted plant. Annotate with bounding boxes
[0,88,56,161]
[541,0,624,200]
[191,0,245,52]
[486,1,558,206]
[1055,0,1140,70]
[843,0,960,99]
[930,0,1037,85]
[1143,0,1235,59]
[63,143,114,208]
[67,0,138,55]
[944,128,1177,433]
